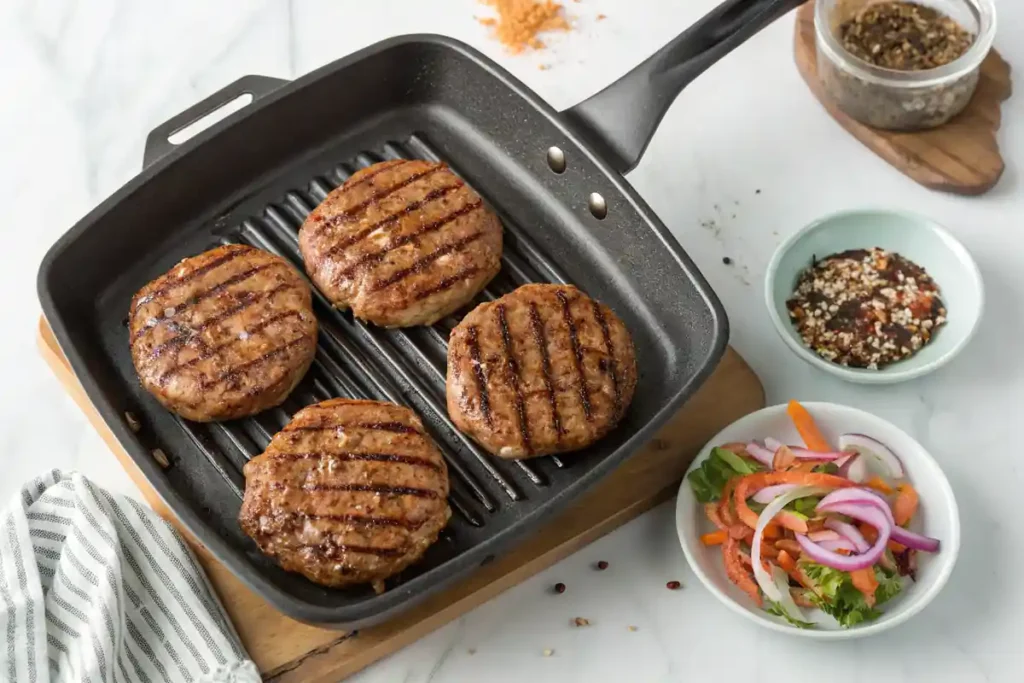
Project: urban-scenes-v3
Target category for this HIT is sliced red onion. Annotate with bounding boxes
[818,538,857,553]
[818,488,895,524]
[745,441,775,466]
[807,530,841,542]
[789,446,846,461]
[796,504,891,571]
[838,454,869,483]
[752,484,799,504]
[752,485,833,604]
[890,526,941,553]
[838,433,905,479]
[825,518,871,553]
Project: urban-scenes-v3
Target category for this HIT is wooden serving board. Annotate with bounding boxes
[38,317,764,682]
[794,2,1012,195]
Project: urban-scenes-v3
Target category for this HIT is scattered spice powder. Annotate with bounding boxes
[478,0,570,54]
[572,617,591,627]
[839,2,974,71]
[786,248,946,369]
[542,648,555,657]
[722,257,733,266]
[628,625,639,632]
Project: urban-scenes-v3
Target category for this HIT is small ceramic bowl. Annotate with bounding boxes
[765,209,983,384]
[676,402,960,639]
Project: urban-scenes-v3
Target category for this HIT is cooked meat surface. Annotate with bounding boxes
[128,244,317,422]
[298,159,503,327]
[239,399,451,591]
[447,284,637,459]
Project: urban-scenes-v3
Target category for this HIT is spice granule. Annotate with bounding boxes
[839,1,974,71]
[478,0,570,54]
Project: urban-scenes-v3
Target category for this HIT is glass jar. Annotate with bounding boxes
[815,0,996,131]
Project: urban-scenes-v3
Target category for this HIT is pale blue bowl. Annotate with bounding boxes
[766,209,983,384]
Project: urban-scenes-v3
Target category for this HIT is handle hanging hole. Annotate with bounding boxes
[167,93,254,146]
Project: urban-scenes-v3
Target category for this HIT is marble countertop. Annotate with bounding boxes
[2,0,1023,680]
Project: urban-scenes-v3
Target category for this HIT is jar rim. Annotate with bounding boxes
[814,0,997,88]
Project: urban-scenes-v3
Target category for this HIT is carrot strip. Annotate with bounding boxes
[859,522,878,544]
[762,522,781,540]
[777,550,797,573]
[786,400,832,452]
[775,539,802,556]
[701,530,728,546]
[718,477,739,527]
[723,536,762,606]
[893,484,919,526]
[864,476,894,495]
[733,472,854,530]
[850,567,879,608]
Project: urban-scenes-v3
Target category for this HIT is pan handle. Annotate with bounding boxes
[562,0,806,174]
[142,75,288,169]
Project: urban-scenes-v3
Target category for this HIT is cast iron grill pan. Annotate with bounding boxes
[38,0,803,627]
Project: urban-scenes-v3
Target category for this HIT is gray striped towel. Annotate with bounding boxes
[0,470,261,683]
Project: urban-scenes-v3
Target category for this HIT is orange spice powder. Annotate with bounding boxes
[477,0,571,54]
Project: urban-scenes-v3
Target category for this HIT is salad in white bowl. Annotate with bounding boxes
[676,401,959,638]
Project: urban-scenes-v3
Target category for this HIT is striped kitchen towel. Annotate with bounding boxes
[0,470,261,683]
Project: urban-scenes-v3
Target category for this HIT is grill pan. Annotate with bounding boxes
[38,0,801,628]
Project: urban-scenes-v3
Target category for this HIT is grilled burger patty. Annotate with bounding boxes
[447,284,637,459]
[298,159,503,327]
[239,399,451,592]
[128,244,317,422]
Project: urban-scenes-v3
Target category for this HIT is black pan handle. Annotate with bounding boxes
[562,0,806,174]
[143,75,288,169]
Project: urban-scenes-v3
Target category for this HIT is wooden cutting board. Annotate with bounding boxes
[38,317,764,682]
[794,2,1012,195]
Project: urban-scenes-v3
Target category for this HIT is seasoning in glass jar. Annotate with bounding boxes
[838,2,974,71]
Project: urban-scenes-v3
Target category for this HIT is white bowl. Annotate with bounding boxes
[675,402,960,639]
[765,209,984,384]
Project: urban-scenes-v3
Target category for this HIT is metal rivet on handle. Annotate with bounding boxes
[546,146,567,174]
[588,192,607,220]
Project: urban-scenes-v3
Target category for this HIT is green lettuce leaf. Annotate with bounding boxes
[765,601,816,629]
[798,560,905,628]
[687,447,762,503]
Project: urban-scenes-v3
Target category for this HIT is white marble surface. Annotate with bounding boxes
[1,0,1023,680]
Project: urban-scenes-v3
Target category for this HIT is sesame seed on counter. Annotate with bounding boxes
[786,247,946,370]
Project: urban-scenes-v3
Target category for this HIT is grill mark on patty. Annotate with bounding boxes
[466,325,492,428]
[337,160,406,196]
[132,262,279,342]
[496,304,532,454]
[134,247,248,307]
[591,299,622,416]
[286,512,425,530]
[282,421,422,435]
[265,451,444,473]
[337,165,445,221]
[529,302,563,441]
[157,309,303,386]
[336,200,483,280]
[270,482,440,499]
[369,231,485,293]
[413,266,482,301]
[557,290,593,421]
[200,334,311,390]
[301,543,407,558]
[323,182,464,257]
[148,282,292,359]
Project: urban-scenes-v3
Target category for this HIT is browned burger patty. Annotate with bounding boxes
[298,159,503,327]
[447,284,637,459]
[128,244,318,422]
[239,399,451,592]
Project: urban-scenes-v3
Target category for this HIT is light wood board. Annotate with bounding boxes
[38,317,764,681]
[794,2,1012,195]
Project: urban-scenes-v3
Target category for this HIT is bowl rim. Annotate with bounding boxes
[764,208,984,385]
[675,401,961,639]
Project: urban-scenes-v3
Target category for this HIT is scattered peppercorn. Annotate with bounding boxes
[755,189,761,194]
[786,247,946,369]
[572,617,591,627]
[596,560,609,570]
[839,2,973,71]
[666,580,681,590]
[553,582,566,594]
[722,257,733,265]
